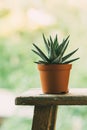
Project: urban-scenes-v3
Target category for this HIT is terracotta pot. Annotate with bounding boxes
[38,64,72,94]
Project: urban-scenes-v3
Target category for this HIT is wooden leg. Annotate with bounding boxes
[49,105,58,130]
[32,105,58,130]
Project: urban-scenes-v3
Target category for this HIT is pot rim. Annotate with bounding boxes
[38,64,72,71]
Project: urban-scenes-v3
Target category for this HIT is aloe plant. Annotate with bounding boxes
[32,34,79,64]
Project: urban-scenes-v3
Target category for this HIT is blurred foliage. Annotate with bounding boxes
[0,0,87,130]
[56,106,87,130]
[0,9,10,18]
[1,116,32,130]
[0,32,40,93]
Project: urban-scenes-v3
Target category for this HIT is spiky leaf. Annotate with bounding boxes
[32,34,79,64]
[42,34,49,52]
[62,48,79,62]
[32,44,50,62]
[56,35,69,56]
[63,57,80,64]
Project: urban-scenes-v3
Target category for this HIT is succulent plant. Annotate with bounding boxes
[32,34,79,64]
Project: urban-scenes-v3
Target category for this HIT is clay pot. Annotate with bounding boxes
[38,64,72,94]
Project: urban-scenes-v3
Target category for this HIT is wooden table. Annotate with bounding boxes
[15,88,87,130]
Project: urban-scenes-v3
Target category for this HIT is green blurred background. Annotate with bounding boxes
[0,0,87,130]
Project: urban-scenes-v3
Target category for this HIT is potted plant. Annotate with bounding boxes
[32,34,79,94]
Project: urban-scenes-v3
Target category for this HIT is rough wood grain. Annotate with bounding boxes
[48,105,58,130]
[15,88,87,105]
[32,105,57,130]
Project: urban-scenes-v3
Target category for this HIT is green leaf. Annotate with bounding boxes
[34,60,48,64]
[62,35,70,45]
[50,36,54,45]
[60,35,70,49]
[53,35,59,50]
[60,40,69,58]
[63,57,80,64]
[32,44,50,62]
[42,34,49,52]
[32,34,79,64]
[62,48,79,62]
[52,55,62,63]
[56,35,70,56]
[54,34,58,44]
[32,49,47,61]
[50,40,54,59]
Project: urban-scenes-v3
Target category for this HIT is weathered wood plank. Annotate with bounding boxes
[48,105,58,130]
[32,105,58,130]
[15,88,87,105]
